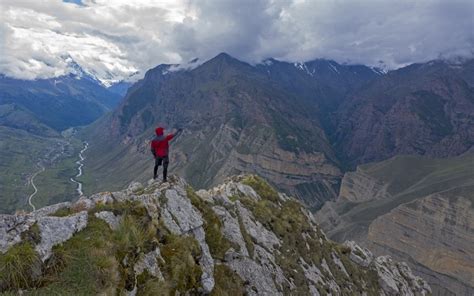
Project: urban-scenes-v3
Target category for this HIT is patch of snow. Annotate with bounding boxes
[262,59,273,66]
[294,62,314,76]
[328,62,340,74]
[370,67,387,75]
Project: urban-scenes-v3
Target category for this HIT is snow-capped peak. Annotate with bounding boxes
[294,62,315,76]
[370,66,388,75]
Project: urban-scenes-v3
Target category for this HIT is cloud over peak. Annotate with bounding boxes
[1,0,473,83]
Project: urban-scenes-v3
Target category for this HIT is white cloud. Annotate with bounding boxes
[1,0,473,83]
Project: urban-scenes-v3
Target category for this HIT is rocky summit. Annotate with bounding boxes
[0,175,430,295]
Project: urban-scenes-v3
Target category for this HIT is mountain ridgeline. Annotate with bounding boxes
[83,53,474,210]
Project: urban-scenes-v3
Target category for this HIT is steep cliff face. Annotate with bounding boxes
[367,194,474,296]
[0,175,430,295]
[315,153,474,295]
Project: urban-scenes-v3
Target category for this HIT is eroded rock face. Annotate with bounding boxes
[367,194,474,295]
[0,175,431,295]
[35,211,88,261]
[338,169,390,202]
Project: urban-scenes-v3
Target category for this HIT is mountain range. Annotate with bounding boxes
[82,53,474,209]
[1,52,473,295]
[0,73,122,133]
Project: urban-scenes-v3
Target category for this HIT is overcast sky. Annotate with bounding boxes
[1,0,473,84]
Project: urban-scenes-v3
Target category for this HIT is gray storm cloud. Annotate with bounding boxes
[1,0,473,83]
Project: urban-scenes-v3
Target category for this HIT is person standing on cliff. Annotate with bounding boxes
[150,126,182,182]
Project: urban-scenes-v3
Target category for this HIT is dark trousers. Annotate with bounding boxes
[154,156,169,181]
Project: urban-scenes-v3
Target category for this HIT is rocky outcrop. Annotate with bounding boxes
[94,211,121,230]
[343,241,431,296]
[0,175,430,295]
[35,211,88,261]
[0,202,85,261]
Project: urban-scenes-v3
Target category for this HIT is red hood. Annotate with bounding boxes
[155,127,164,136]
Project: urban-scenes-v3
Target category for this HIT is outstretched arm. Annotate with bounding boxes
[175,128,183,138]
[167,128,183,141]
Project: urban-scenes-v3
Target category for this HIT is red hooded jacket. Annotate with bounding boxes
[150,127,175,158]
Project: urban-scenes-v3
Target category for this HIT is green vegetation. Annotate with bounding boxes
[20,223,41,245]
[0,242,41,291]
[29,216,119,295]
[241,175,279,203]
[160,234,202,294]
[211,264,245,296]
[336,153,474,228]
[34,153,79,207]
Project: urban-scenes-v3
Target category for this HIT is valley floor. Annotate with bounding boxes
[0,126,85,214]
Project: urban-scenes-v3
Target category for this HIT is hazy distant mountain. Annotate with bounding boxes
[107,81,133,97]
[0,73,121,131]
[0,103,58,137]
[332,59,474,168]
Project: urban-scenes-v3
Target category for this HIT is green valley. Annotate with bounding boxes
[0,126,84,214]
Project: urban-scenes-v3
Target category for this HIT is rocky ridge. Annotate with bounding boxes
[0,175,430,295]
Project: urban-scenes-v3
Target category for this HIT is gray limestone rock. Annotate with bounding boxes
[0,214,35,253]
[343,240,374,267]
[212,205,249,256]
[32,202,72,218]
[35,211,88,261]
[134,248,164,280]
[94,211,121,230]
[236,202,280,252]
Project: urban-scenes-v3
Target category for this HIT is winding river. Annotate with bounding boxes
[70,142,89,196]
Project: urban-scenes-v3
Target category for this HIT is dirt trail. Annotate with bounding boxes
[27,163,45,211]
